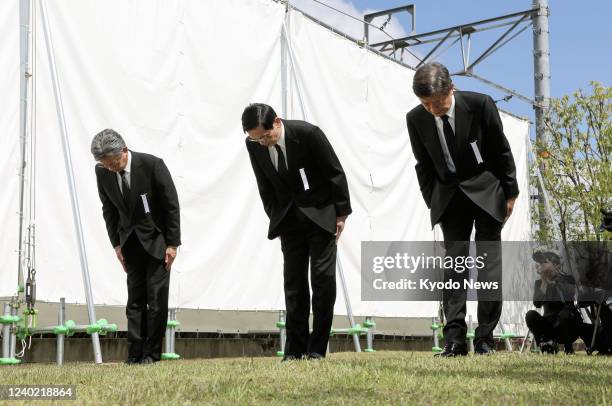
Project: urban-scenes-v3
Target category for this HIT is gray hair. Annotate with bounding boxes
[91,129,126,160]
[412,62,453,98]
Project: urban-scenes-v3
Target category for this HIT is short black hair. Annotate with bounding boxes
[412,62,453,98]
[241,103,277,133]
[532,251,561,265]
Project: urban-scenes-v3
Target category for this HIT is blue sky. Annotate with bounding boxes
[291,0,611,131]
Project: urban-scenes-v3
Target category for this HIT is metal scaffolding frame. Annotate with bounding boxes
[366,7,539,107]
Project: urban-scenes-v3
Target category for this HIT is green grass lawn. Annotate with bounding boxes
[1,351,611,405]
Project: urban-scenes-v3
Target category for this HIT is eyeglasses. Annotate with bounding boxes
[247,129,273,143]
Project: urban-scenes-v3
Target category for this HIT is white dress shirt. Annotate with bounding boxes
[116,150,132,193]
[434,95,457,173]
[268,121,287,171]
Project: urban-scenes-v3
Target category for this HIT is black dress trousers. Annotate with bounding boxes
[439,190,503,348]
[279,207,337,358]
[123,233,170,361]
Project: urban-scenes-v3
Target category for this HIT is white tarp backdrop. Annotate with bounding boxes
[0,1,531,321]
[0,0,21,299]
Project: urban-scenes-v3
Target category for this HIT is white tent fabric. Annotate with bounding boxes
[0,0,21,298]
[0,1,530,320]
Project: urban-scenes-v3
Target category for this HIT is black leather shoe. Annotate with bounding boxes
[596,349,612,356]
[307,352,324,360]
[125,357,140,365]
[434,343,468,357]
[281,355,298,362]
[539,340,559,354]
[140,356,158,364]
[474,342,495,355]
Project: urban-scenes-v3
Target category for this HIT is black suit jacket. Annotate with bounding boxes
[95,151,181,259]
[246,119,352,239]
[533,275,579,318]
[406,91,519,227]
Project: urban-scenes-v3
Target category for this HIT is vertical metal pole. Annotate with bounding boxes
[279,6,289,358]
[281,1,289,119]
[170,309,176,355]
[467,315,475,353]
[279,310,286,354]
[2,304,10,359]
[432,317,440,351]
[56,298,65,365]
[38,0,102,364]
[282,21,308,121]
[17,0,32,298]
[336,256,361,352]
[532,0,551,235]
[165,310,171,355]
[500,324,513,352]
[9,306,18,359]
[365,316,374,352]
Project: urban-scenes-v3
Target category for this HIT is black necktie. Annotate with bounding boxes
[119,170,130,202]
[441,114,456,160]
[274,144,288,175]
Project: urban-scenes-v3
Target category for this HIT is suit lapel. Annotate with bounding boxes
[420,113,446,167]
[282,120,299,175]
[254,144,276,176]
[252,123,295,188]
[453,93,472,168]
[106,169,129,213]
[253,143,290,190]
[125,151,140,214]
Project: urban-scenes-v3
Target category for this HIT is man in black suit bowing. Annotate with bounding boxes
[406,63,519,356]
[242,103,352,360]
[91,129,180,364]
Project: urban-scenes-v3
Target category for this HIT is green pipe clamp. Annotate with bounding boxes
[0,358,21,365]
[363,320,376,329]
[0,315,20,325]
[347,324,368,336]
[166,320,181,328]
[87,319,118,335]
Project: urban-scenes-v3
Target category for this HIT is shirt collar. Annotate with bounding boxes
[123,150,132,174]
[445,94,456,119]
[272,121,286,150]
[435,94,456,121]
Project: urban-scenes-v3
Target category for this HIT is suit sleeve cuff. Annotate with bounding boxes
[335,204,352,217]
[503,185,520,199]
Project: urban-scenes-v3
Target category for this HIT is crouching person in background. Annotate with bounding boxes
[525,250,591,354]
